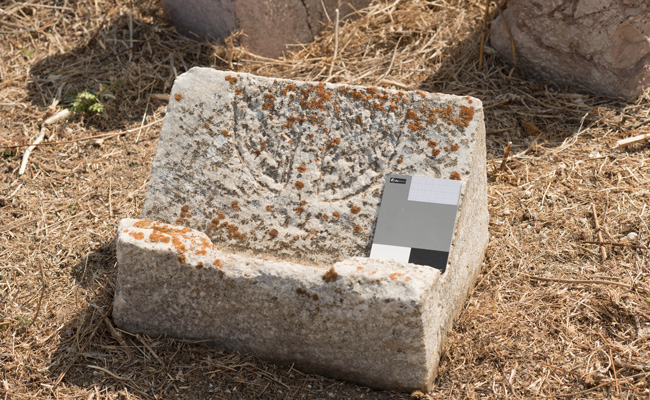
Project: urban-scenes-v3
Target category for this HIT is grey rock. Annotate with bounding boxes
[490,0,650,100]
[114,67,488,392]
[162,0,372,58]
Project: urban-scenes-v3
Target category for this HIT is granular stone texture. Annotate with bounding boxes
[162,0,371,58]
[119,67,488,392]
[142,67,483,267]
[490,0,650,100]
[114,219,447,392]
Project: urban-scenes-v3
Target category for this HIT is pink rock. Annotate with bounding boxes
[162,0,371,58]
[490,0,650,100]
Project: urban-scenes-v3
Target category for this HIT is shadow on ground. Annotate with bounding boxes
[27,9,218,132]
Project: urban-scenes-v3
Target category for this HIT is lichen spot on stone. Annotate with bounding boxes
[178,254,186,264]
[389,272,405,280]
[297,165,307,173]
[397,157,403,164]
[354,224,361,232]
[332,211,340,219]
[129,231,145,240]
[322,268,338,283]
[221,129,229,136]
[196,262,203,270]
[450,171,461,181]
[133,220,153,229]
[295,181,305,190]
[214,259,223,269]
[225,75,238,85]
[451,143,460,151]
[174,93,183,101]
[357,266,364,270]
[350,205,361,214]
[268,229,279,239]
[231,201,240,211]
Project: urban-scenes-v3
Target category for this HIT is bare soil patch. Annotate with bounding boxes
[1,0,649,398]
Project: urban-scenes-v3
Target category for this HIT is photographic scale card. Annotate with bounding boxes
[369,174,461,272]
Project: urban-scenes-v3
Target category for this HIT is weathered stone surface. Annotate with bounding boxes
[490,0,650,100]
[114,67,488,391]
[115,218,445,391]
[161,0,371,58]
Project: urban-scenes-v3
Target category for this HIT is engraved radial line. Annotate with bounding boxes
[230,94,279,194]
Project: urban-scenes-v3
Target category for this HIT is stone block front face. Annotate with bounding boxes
[161,0,372,58]
[113,67,488,392]
[490,0,650,100]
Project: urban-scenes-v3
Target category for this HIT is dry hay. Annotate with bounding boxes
[1,0,649,399]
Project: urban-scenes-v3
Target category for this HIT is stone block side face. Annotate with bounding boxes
[113,218,443,391]
[420,107,488,389]
[490,0,650,100]
[162,0,371,58]
[142,67,483,267]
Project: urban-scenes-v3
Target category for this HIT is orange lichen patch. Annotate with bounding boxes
[456,105,475,127]
[300,200,307,206]
[214,259,223,269]
[451,143,460,151]
[283,242,290,247]
[354,224,361,232]
[176,218,184,225]
[180,204,191,219]
[356,115,363,125]
[196,262,203,270]
[321,214,329,221]
[217,212,225,219]
[226,224,246,240]
[427,140,438,148]
[332,211,340,218]
[221,129,229,136]
[405,277,411,281]
[444,146,449,151]
[450,171,461,181]
[262,98,274,110]
[432,148,441,156]
[265,205,273,211]
[178,254,186,264]
[357,266,364,270]
[174,93,183,101]
[128,231,145,240]
[149,230,171,244]
[295,181,305,190]
[297,165,307,173]
[134,220,154,229]
[235,87,243,96]
[231,201,240,211]
[397,157,403,164]
[350,206,361,214]
[327,137,341,149]
[322,268,338,283]
[268,229,279,238]
[295,206,304,214]
[416,90,427,98]
[389,272,405,280]
[225,75,237,84]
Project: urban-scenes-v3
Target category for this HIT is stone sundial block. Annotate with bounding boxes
[112,67,488,392]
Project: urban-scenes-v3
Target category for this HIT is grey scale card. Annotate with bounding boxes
[370,174,461,272]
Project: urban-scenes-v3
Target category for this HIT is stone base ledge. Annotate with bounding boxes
[114,218,452,392]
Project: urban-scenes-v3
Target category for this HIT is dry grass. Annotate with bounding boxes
[1,0,649,398]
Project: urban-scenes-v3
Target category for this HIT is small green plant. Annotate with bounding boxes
[2,149,14,160]
[16,315,31,327]
[65,81,121,115]
[68,202,79,214]
[67,90,105,114]
[20,46,35,57]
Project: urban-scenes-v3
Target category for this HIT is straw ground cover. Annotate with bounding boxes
[1,0,649,398]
